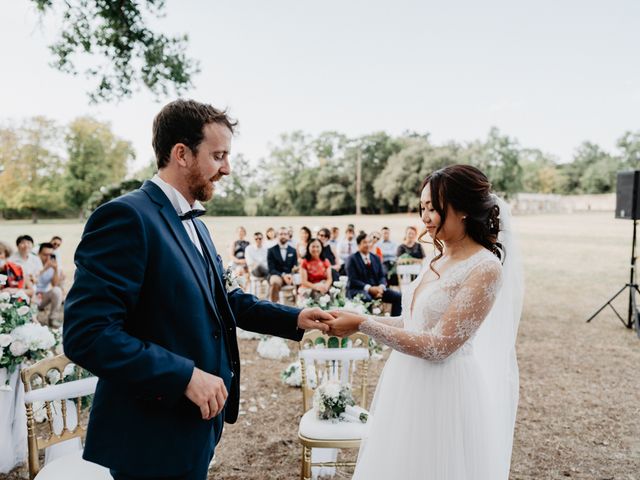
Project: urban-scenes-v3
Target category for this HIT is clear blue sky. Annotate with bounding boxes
[1,0,639,172]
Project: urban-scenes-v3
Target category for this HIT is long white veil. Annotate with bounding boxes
[474,194,524,478]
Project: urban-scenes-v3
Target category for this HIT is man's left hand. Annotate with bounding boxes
[297,307,332,332]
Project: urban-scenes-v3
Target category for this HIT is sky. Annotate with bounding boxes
[1,0,639,173]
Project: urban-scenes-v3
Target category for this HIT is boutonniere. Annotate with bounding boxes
[223,266,241,293]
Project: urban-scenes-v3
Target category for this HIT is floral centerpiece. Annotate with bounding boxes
[0,288,58,384]
[313,379,356,421]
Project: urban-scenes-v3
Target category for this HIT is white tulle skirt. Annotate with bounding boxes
[353,347,501,480]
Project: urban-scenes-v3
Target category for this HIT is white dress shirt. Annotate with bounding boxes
[245,244,268,270]
[9,252,43,278]
[151,175,206,255]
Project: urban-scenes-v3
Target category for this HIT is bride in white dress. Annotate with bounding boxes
[327,165,524,480]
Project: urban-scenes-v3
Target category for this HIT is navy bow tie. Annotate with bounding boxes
[179,209,205,221]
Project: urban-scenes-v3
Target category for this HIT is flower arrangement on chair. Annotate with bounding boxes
[0,288,59,386]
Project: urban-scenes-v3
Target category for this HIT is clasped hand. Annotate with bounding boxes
[297,307,366,337]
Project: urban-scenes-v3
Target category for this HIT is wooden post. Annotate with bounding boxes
[356,150,362,215]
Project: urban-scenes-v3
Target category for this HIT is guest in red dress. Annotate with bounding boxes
[298,238,333,301]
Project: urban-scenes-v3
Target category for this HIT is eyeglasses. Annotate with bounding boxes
[317,233,327,238]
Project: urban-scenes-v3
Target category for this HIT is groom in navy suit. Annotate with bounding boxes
[345,232,402,316]
[63,100,332,480]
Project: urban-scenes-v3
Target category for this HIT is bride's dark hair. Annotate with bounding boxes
[419,165,503,274]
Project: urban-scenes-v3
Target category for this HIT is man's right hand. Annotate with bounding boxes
[185,367,228,420]
[368,286,382,298]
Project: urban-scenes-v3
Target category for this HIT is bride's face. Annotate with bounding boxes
[420,184,466,242]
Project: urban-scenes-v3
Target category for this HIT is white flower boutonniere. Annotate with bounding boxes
[223,266,241,293]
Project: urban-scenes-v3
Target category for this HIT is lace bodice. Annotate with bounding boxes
[359,249,502,361]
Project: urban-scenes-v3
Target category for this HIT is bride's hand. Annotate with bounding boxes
[326,310,366,337]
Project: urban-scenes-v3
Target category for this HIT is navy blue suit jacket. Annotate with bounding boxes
[63,181,303,476]
[345,252,387,298]
[267,244,298,277]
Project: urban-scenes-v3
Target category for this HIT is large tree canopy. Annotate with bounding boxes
[31,0,199,102]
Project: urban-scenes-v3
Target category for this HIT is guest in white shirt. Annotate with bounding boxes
[378,226,399,272]
[245,232,269,278]
[337,226,357,268]
[9,235,42,283]
[329,227,340,249]
[35,242,63,326]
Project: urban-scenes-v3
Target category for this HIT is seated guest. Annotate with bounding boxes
[296,226,312,260]
[267,227,298,302]
[50,235,66,286]
[9,235,42,283]
[396,226,425,260]
[337,226,357,269]
[264,227,277,248]
[369,231,384,262]
[298,238,333,301]
[346,232,402,316]
[229,226,250,289]
[35,242,63,326]
[378,227,398,266]
[318,228,340,279]
[378,226,399,284]
[245,232,269,279]
[329,227,340,248]
[0,241,34,296]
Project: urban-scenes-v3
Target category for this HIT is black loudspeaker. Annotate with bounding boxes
[616,171,640,220]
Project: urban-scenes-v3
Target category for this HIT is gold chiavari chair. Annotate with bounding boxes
[297,330,371,480]
[20,354,110,480]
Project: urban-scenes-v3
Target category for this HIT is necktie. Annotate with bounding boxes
[179,209,205,221]
[348,242,352,254]
[365,256,372,269]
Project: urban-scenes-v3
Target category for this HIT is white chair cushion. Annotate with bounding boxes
[299,347,369,362]
[35,450,111,480]
[24,378,98,403]
[299,409,368,440]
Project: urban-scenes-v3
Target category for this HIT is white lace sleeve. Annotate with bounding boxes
[359,259,502,361]
[370,315,404,328]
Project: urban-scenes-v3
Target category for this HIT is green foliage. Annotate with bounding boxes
[65,117,135,213]
[1,115,638,218]
[0,117,67,221]
[30,0,199,102]
[85,178,144,214]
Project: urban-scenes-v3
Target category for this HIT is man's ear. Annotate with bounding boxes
[171,143,190,168]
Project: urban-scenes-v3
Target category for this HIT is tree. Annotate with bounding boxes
[470,127,523,195]
[520,149,563,193]
[65,117,134,213]
[347,132,403,214]
[30,0,199,102]
[206,153,255,216]
[617,131,640,170]
[0,117,66,221]
[262,131,313,215]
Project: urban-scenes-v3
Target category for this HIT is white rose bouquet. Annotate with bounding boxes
[313,380,355,421]
[0,290,59,382]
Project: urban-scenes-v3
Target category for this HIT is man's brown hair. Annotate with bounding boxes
[152,99,238,169]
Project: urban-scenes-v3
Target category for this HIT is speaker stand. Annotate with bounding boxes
[587,219,640,332]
